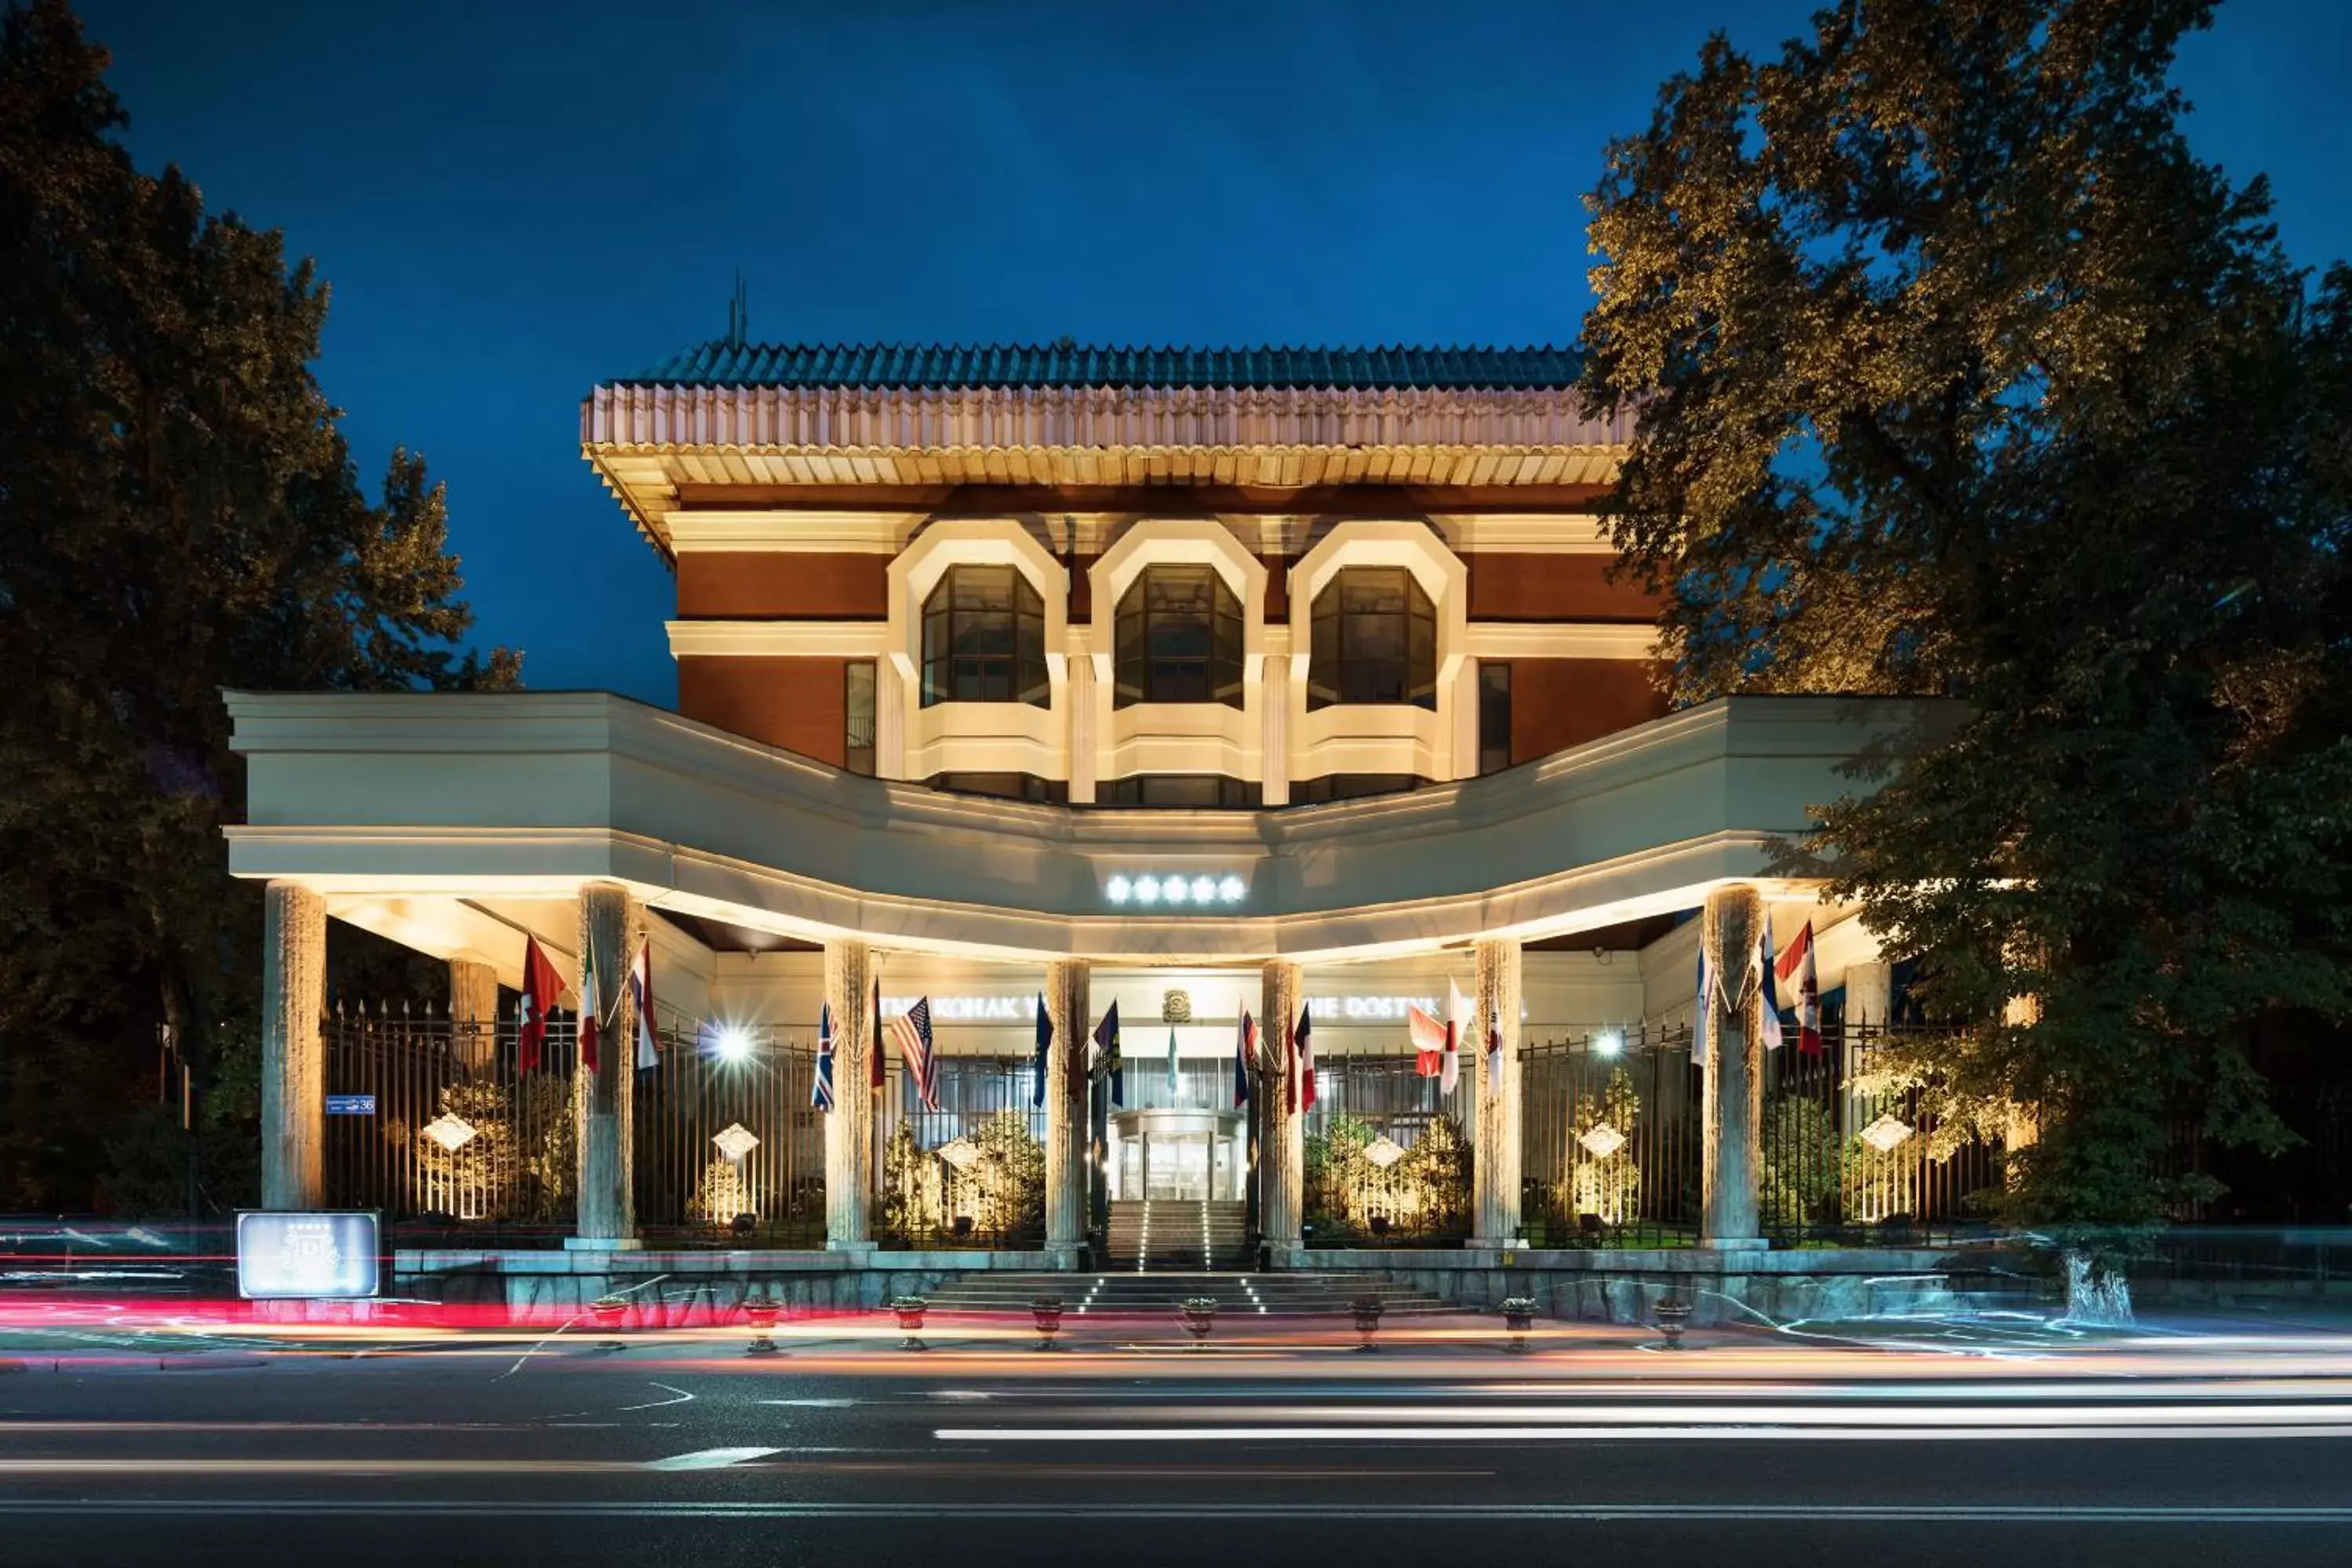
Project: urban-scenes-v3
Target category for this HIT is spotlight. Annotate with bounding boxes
[1134,877,1160,904]
[1218,875,1246,903]
[1105,875,1132,903]
[1593,1030,1623,1058]
[714,1025,754,1063]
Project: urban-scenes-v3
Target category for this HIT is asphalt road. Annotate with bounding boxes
[2,1325,2350,1568]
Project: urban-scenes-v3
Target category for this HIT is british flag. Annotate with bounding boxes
[812,1001,836,1112]
[890,996,939,1112]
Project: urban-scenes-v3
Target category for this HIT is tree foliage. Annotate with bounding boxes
[0,0,517,1207]
[1581,0,2352,1226]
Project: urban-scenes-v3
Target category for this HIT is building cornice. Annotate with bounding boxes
[223,690,1947,964]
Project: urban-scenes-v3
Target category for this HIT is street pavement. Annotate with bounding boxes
[2,1310,2351,1566]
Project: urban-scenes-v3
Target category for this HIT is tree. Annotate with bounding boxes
[1581,0,2352,1229]
[0,0,518,1208]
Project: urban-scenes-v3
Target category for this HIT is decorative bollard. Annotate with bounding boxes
[1351,1294,1385,1353]
[590,1294,629,1349]
[1500,1296,1539,1354]
[744,1294,782,1357]
[1653,1295,1693,1352]
[1031,1297,1065,1352]
[893,1294,929,1352]
[1180,1296,1219,1351]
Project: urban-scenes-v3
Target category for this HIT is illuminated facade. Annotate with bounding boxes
[229,342,1913,1265]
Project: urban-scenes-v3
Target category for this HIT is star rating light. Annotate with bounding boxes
[1103,872,1248,909]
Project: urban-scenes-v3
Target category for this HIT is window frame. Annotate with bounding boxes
[919,564,1050,709]
[1112,564,1244,709]
[1305,566,1439,711]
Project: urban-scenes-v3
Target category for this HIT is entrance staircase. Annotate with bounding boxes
[916,1270,1453,1317]
[1105,1199,1247,1272]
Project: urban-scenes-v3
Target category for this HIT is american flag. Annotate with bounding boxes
[891,996,939,1111]
[811,1001,835,1112]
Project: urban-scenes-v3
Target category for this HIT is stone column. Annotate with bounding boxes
[822,940,877,1250]
[260,881,327,1210]
[1700,886,1766,1248]
[1258,960,1304,1263]
[1044,959,1091,1268]
[571,882,640,1247]
[1842,959,1893,1139]
[1472,939,1524,1247]
[448,956,499,1075]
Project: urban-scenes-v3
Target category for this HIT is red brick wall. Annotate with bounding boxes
[1468,554,1660,622]
[1509,659,1671,762]
[677,656,849,765]
[676,554,890,619]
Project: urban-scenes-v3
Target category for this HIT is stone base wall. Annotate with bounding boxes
[393,1247,1058,1323]
[1303,1246,2051,1327]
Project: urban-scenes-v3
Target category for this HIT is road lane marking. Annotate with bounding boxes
[936,1422,2352,1443]
[0,1500,2349,1523]
[935,1401,2352,1431]
[761,1398,855,1407]
[641,1446,782,1471]
[617,1383,696,1412]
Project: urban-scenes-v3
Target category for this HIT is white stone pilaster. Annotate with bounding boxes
[1472,938,1523,1246]
[1044,960,1091,1266]
[260,882,327,1211]
[1260,652,1290,806]
[822,941,876,1249]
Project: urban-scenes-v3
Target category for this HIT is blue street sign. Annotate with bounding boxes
[325,1094,376,1116]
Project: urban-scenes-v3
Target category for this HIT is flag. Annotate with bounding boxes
[812,1002,836,1112]
[1093,1001,1123,1108]
[1408,1004,1446,1078]
[1296,1001,1317,1112]
[1166,1027,1181,1102]
[517,935,562,1074]
[1442,978,1467,1095]
[629,938,659,1072]
[890,996,938,1111]
[869,977,885,1091]
[1777,920,1823,1056]
[1693,941,1716,1068]
[577,940,602,1073]
[1031,993,1050,1108]
[1234,1010,1256,1109]
[1753,910,1784,1052]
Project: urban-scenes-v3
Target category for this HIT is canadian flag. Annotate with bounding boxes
[1408,1004,1446,1078]
[1442,978,1467,1096]
[1776,920,1823,1056]
[517,935,563,1074]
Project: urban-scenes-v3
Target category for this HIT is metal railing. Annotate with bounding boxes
[873,1056,1047,1249]
[633,1021,825,1247]
[1301,1054,1474,1247]
[1521,1025,1701,1247]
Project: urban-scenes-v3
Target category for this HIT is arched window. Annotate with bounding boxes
[1306,567,1437,710]
[920,565,1048,707]
[1112,565,1244,708]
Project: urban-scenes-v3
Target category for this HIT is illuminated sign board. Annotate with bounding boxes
[236,1210,380,1300]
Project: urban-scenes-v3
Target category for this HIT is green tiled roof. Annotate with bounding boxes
[622,342,1582,391]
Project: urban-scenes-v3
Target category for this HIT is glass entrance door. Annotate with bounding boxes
[1148,1135,1210,1200]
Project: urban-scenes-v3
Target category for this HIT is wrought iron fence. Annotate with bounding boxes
[633,1020,825,1247]
[321,1003,576,1243]
[1759,1022,2006,1244]
[1301,1054,1474,1247]
[321,1005,826,1247]
[1521,1025,1702,1247]
[873,1056,1048,1249]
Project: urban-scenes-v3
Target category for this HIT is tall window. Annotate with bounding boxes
[1306,567,1437,710]
[920,565,1048,708]
[1113,565,1244,708]
[844,659,876,775]
[1478,662,1512,774]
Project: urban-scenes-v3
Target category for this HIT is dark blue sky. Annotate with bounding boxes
[80,0,2352,705]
